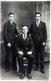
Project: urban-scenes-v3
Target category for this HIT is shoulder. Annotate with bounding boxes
[17,33,22,38]
[13,22,16,26]
[28,34,32,40]
[4,21,9,26]
[30,21,36,28]
[3,21,10,29]
[31,21,36,25]
[40,21,46,25]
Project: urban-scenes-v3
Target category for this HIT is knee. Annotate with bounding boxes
[18,51,23,55]
[27,51,32,55]
[18,51,23,58]
[18,54,23,59]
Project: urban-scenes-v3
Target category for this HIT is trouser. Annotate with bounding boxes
[17,53,34,74]
[35,44,44,70]
[5,45,16,70]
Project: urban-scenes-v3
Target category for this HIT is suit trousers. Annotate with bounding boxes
[17,53,34,74]
[35,44,44,70]
[5,44,16,70]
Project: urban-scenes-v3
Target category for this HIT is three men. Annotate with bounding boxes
[3,11,47,79]
[29,12,47,73]
[3,12,19,71]
[15,26,34,79]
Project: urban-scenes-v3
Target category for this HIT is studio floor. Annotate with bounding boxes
[0,63,50,80]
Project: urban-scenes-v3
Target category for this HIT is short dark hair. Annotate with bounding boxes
[35,12,41,16]
[8,12,14,16]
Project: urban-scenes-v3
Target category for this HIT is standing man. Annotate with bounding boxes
[3,12,19,72]
[29,12,47,73]
[15,26,34,79]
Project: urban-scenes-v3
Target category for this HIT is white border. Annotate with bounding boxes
[0,0,50,2]
[0,0,51,81]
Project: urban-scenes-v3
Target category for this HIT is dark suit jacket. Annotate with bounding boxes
[29,21,47,45]
[3,21,19,46]
[15,34,34,54]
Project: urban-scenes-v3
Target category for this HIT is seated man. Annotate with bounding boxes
[15,25,34,79]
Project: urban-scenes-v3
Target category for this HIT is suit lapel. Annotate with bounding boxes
[39,21,41,28]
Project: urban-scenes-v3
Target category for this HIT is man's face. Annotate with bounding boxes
[35,14,41,22]
[9,14,15,22]
[22,26,28,34]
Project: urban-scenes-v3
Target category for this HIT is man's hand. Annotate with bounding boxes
[7,43,11,48]
[18,51,23,55]
[27,51,32,55]
[42,42,46,46]
[15,35,17,37]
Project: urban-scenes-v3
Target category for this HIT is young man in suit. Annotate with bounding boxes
[3,12,19,72]
[29,12,47,73]
[15,26,34,79]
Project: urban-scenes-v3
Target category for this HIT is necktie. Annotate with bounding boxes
[24,34,25,39]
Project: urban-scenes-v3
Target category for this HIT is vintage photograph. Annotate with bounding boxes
[0,1,50,80]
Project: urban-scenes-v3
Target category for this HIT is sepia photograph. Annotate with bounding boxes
[0,0,50,80]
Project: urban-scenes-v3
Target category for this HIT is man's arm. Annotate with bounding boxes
[30,35,34,51]
[42,23,47,46]
[27,35,34,55]
[3,23,10,44]
[28,24,32,34]
[44,23,47,43]
[15,35,22,51]
[15,35,23,55]
[15,24,19,37]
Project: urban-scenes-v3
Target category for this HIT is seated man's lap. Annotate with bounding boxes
[18,52,34,61]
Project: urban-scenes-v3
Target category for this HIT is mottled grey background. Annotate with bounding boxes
[1,1,50,65]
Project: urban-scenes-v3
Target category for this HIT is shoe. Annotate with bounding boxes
[27,74,32,79]
[20,74,25,79]
[40,69,45,73]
